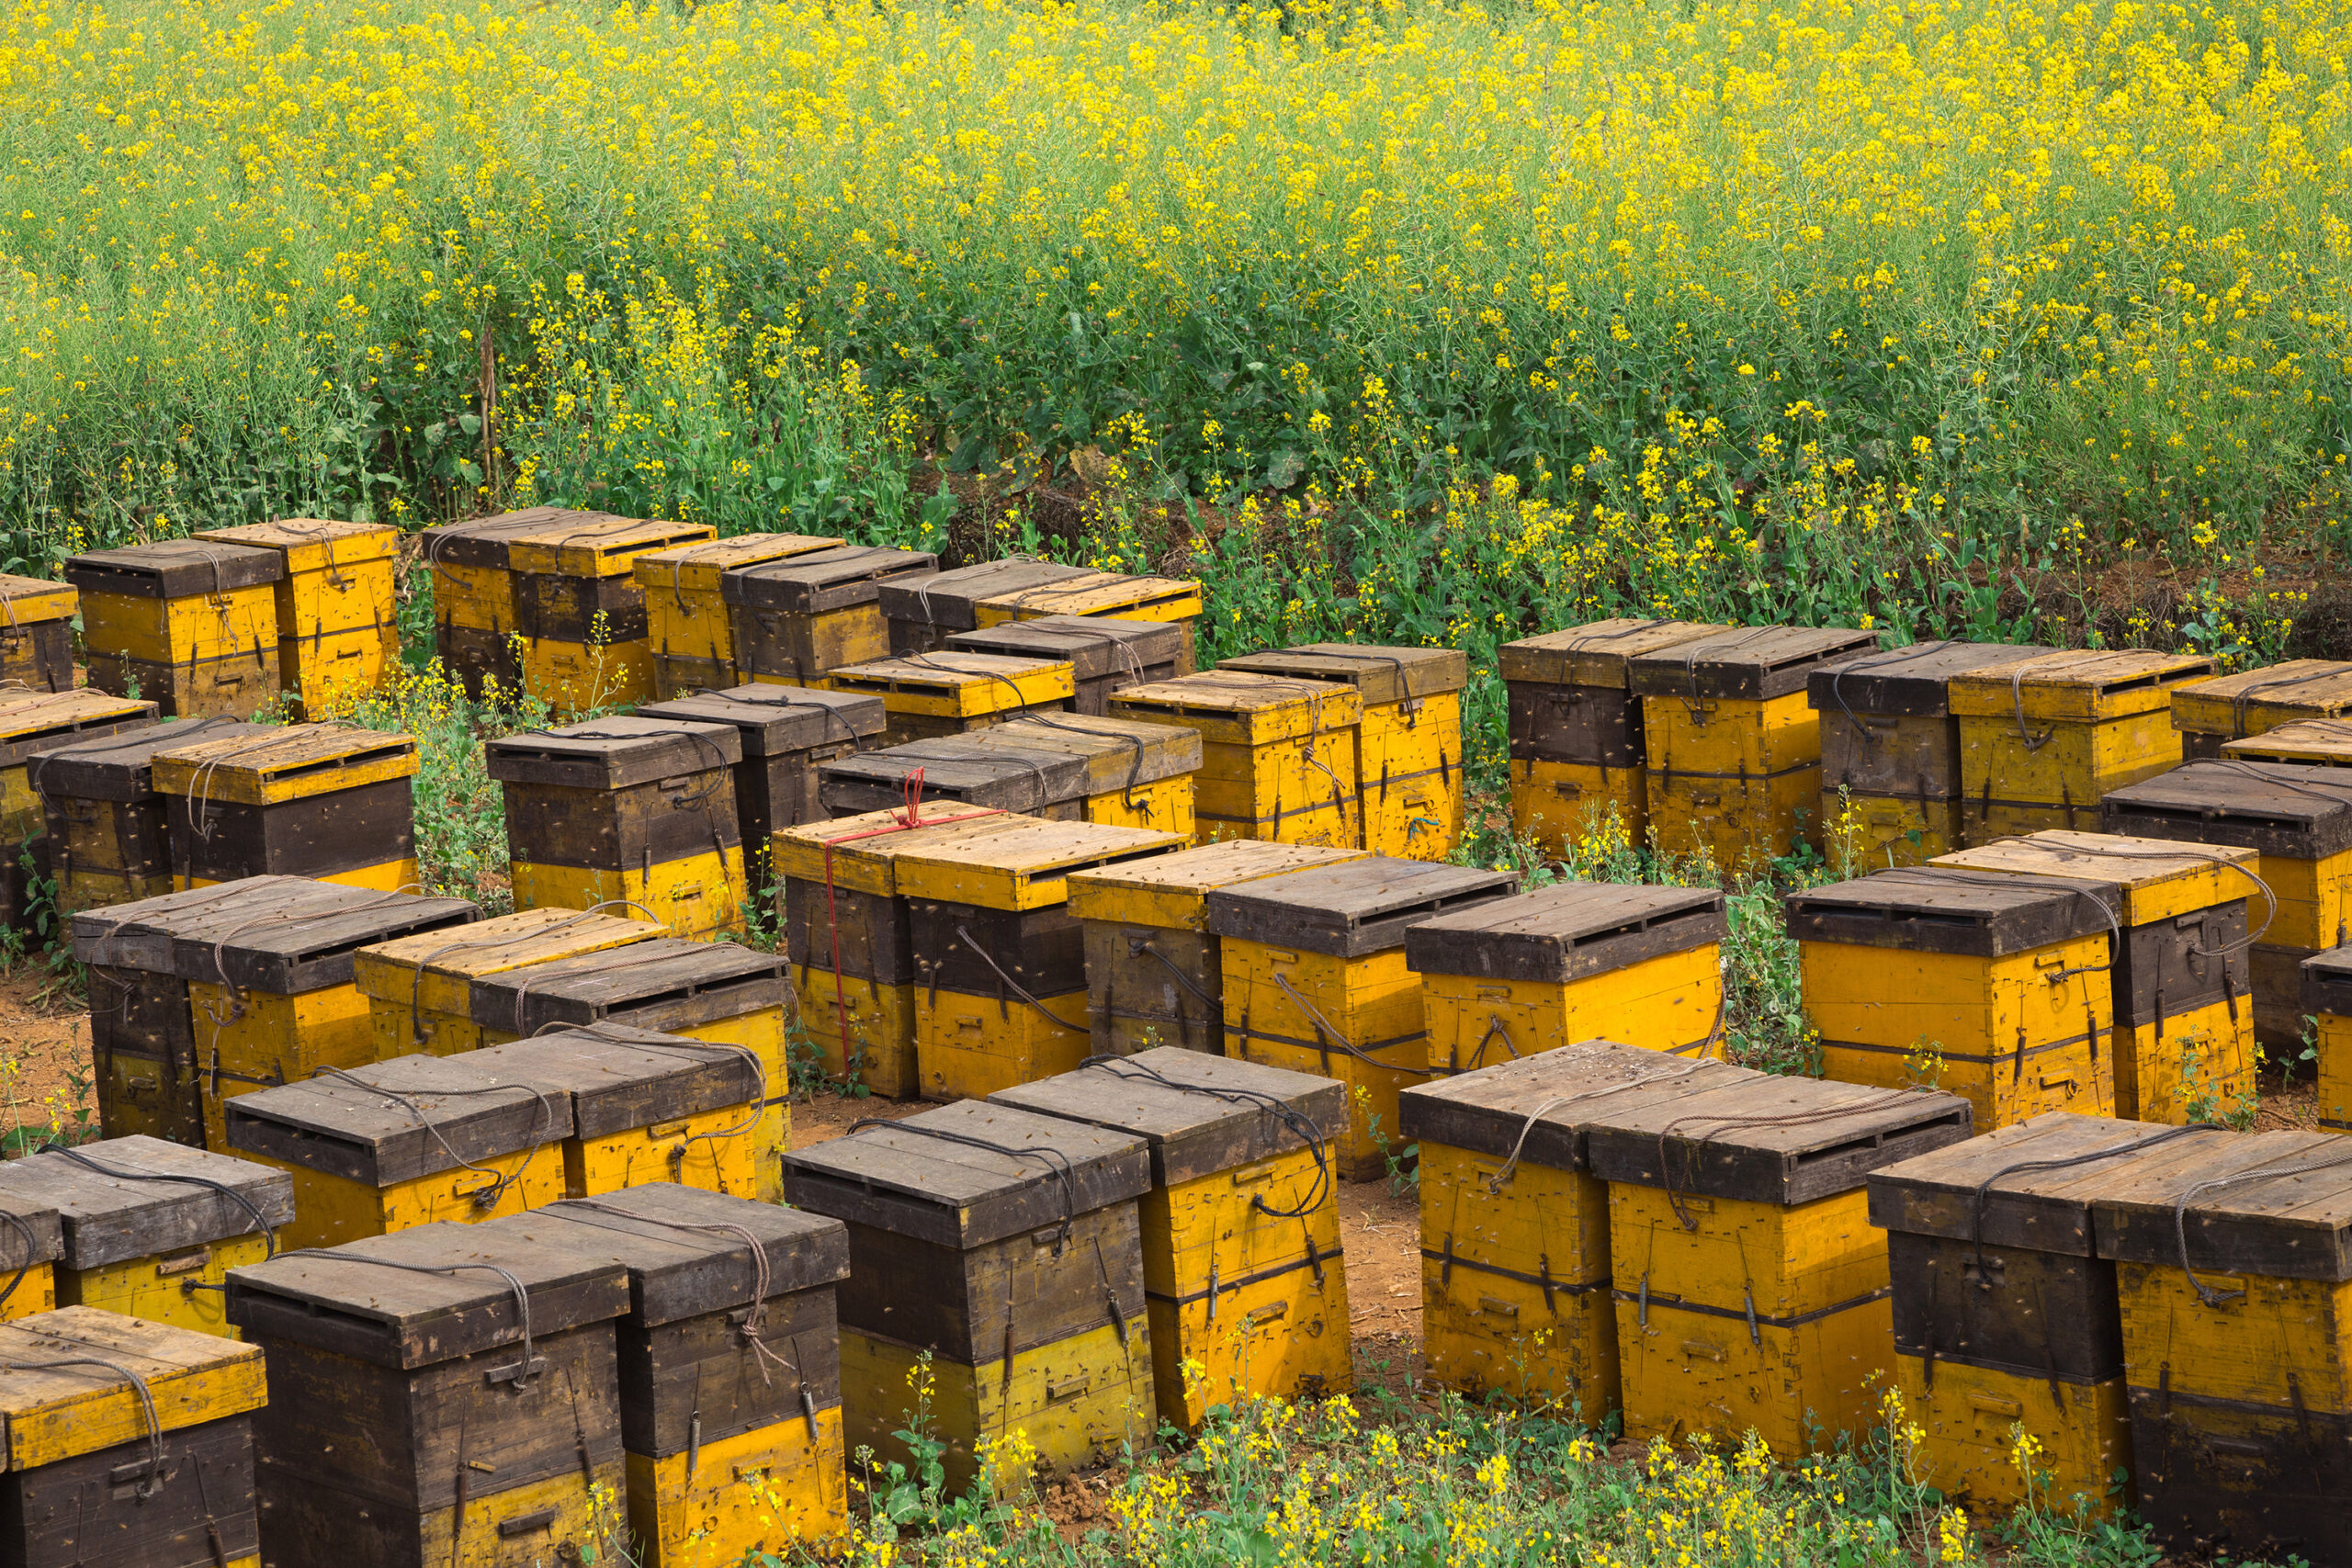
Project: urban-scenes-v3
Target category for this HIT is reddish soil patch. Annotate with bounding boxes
[0,962,96,1144]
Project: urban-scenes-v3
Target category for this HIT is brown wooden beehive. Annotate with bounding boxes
[945,614,1187,714]
[195,517,401,718]
[422,507,604,699]
[877,559,1094,656]
[507,512,718,711]
[0,688,157,843]
[972,570,1204,672]
[351,905,669,1058]
[821,651,1077,747]
[638,684,888,877]
[632,531,844,696]
[720,544,941,687]
[0,571,78,694]
[150,723,421,893]
[64,540,285,717]
[31,716,271,914]
[2172,659,2352,759]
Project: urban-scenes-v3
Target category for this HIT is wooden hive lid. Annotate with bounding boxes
[222,1054,574,1186]
[2101,761,2352,860]
[464,1024,763,1139]
[1204,857,1520,958]
[780,1100,1150,1250]
[638,683,887,755]
[1931,829,2258,926]
[2305,943,2352,1018]
[770,805,1031,895]
[718,545,940,614]
[2172,659,2352,738]
[1216,644,1468,704]
[149,724,419,804]
[0,573,77,624]
[1404,880,1727,984]
[820,737,1094,816]
[893,819,1191,909]
[27,717,271,803]
[976,570,1202,621]
[484,716,743,789]
[963,712,1204,791]
[1947,649,2218,721]
[1627,625,1880,701]
[351,907,668,1009]
[0,690,155,770]
[1806,641,2064,718]
[875,558,1094,635]
[988,1047,1347,1187]
[630,532,843,597]
[1066,840,1369,929]
[1498,619,1731,688]
[521,1185,850,1325]
[195,517,398,572]
[1866,1110,2193,1255]
[2086,1128,2352,1280]
[465,937,788,1036]
[67,875,319,974]
[1105,670,1363,744]
[2223,716,2352,767]
[1582,1069,1973,1206]
[821,652,1076,716]
[0,1307,266,1472]
[0,1195,62,1281]
[504,513,716,578]
[166,886,480,997]
[420,506,618,570]
[944,615,1187,680]
[62,538,284,599]
[1783,866,2117,955]
[0,1136,296,1270]
[224,1219,631,1368]
[1396,1042,1734,1171]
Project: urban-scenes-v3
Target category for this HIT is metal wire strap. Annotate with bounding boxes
[1656,1087,1941,1232]
[278,1250,541,1386]
[845,1119,1084,1253]
[36,1143,280,1263]
[310,1066,562,1212]
[0,1355,166,1495]
[560,1199,793,1383]
[1076,1054,1332,1218]
[2002,655,2073,752]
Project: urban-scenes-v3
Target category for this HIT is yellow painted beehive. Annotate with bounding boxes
[631,530,844,695]
[0,571,77,694]
[1936,830,2260,1123]
[993,1049,1352,1427]
[720,544,942,688]
[820,650,1075,747]
[1216,644,1469,860]
[151,723,421,892]
[961,711,1204,835]
[506,511,717,712]
[781,1102,1159,1493]
[64,539,285,717]
[1108,670,1362,848]
[1404,880,1727,1072]
[820,714,1202,837]
[2304,947,2352,1127]
[32,716,267,915]
[2172,659,2352,760]
[877,558,1095,657]
[0,1136,295,1339]
[972,569,1205,671]
[946,614,1189,714]
[1787,866,2117,1130]
[895,818,1189,1100]
[0,688,156,844]
[0,1195,60,1325]
[1208,856,1517,1180]
[195,517,400,718]
[1949,649,2217,840]
[420,506,598,699]
[1587,1066,1973,1455]
[2224,716,2352,768]
[351,904,670,1058]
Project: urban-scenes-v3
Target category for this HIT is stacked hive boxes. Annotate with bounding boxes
[1109,671,1362,847]
[946,615,1188,713]
[0,570,77,692]
[823,651,1076,746]
[423,507,582,698]
[352,906,669,1057]
[722,544,940,686]
[878,559,1094,656]
[2227,718,2352,767]
[1949,649,2215,839]
[32,716,269,913]
[195,517,399,717]
[971,570,1204,671]
[630,530,842,694]
[639,684,888,878]
[66,539,284,716]
[152,723,420,891]
[819,715,1200,835]
[506,512,716,709]
[0,690,157,845]
[2309,948,2352,1126]
[2172,658,2352,758]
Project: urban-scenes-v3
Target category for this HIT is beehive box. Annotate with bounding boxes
[1068,840,1368,1058]
[946,614,1187,714]
[991,1050,1351,1427]
[0,572,77,694]
[721,544,941,688]
[468,1025,767,1201]
[65,539,284,717]
[0,1137,295,1339]
[352,905,670,1058]
[2304,948,2352,1127]
[954,712,1203,835]
[2225,717,2352,768]
[822,651,1076,747]
[1788,867,2117,1130]
[1867,1111,2179,1516]
[509,1186,853,1563]
[877,558,1095,656]
[0,688,157,843]
[1587,1066,1973,1454]
[1631,625,1880,869]
[1949,649,2218,840]
[1217,645,1470,860]
[1400,1043,1724,1412]
[1936,830,2258,1124]
[817,734,1094,820]
[507,512,718,710]
[422,507,602,699]
[780,1101,1158,1492]
[225,1220,630,1568]
[973,570,1205,671]
[195,517,400,717]
[1501,619,1728,855]
[2173,659,2352,760]
[2087,1126,2352,1562]
[1405,882,1728,1072]
[1810,640,2061,866]
[2103,760,2352,1045]
[632,531,844,695]
[1108,671,1362,848]
[638,684,887,876]
[1209,857,1519,1179]
[898,818,1189,1100]
[31,716,270,914]
[151,723,420,892]
[0,1193,62,1325]
[487,716,749,941]
[0,1307,267,1568]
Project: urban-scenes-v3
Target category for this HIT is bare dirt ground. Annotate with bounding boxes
[0,963,96,1143]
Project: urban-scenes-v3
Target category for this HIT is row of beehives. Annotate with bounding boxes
[1405,1040,2352,1563]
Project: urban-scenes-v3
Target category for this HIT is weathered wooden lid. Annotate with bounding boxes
[2172,659,2352,739]
[466,938,788,1035]
[718,545,939,614]
[1582,1069,1973,1205]
[68,875,321,974]
[167,886,480,996]
[505,513,716,578]
[351,907,668,1013]
[466,1024,763,1139]
[1785,866,2116,955]
[770,805,1029,895]
[522,1185,849,1324]
[1627,626,1879,701]
[484,716,743,789]
[27,716,271,803]
[975,570,1202,622]
[1205,857,1520,958]
[62,538,284,598]
[150,724,419,804]
[631,532,843,597]
[0,690,156,770]
[0,1136,296,1270]
[2224,717,2352,767]
[0,1307,266,1471]
[944,615,1186,681]
[819,738,1092,816]
[421,506,616,570]
[0,1195,62,1279]
[0,573,78,624]
[1397,1042,1729,1170]
[196,517,399,571]
[222,1055,574,1185]
[964,713,1203,791]
[2303,944,2352,1021]
[1948,649,2218,722]
[1404,881,1726,983]
[780,1100,1150,1250]
[1217,645,1469,704]
[639,683,887,756]
[1107,671,1362,744]
[2086,1128,2352,1280]
[1932,829,2256,926]
[1866,1110,2192,1255]
[1498,620,1729,688]
[1065,840,1369,930]
[2101,761,2352,861]
[894,819,1190,909]
[988,1047,1345,1187]
[822,652,1076,716]
[225,1219,631,1368]
[876,559,1093,634]
[1807,641,2063,718]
